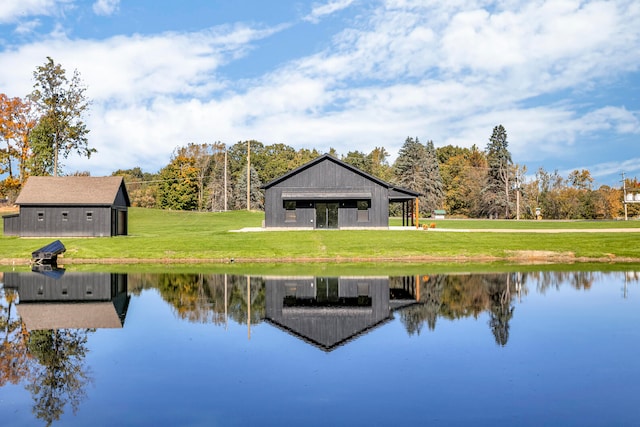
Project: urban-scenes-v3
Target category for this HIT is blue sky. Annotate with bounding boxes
[0,0,638,187]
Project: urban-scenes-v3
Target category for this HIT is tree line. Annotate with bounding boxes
[1,58,638,219]
[114,129,638,220]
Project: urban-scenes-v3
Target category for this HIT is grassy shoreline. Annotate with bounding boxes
[1,207,640,267]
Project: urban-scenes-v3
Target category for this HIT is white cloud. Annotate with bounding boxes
[0,23,284,101]
[578,107,640,135]
[13,19,41,35]
[2,0,640,186]
[304,0,356,23]
[92,0,119,16]
[588,158,640,181]
[0,0,69,23]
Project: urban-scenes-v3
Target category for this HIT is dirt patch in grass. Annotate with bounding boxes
[504,251,575,264]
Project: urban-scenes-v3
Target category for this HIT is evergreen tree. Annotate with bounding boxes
[393,136,428,191]
[393,136,443,215]
[423,140,444,212]
[482,125,512,218]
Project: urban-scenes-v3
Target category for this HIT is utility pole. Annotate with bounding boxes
[246,140,250,211]
[224,148,228,211]
[247,275,251,340]
[622,171,628,221]
[516,170,520,220]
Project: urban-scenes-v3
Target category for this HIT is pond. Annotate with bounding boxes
[1,267,639,426]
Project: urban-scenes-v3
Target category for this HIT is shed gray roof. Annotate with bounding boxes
[15,176,130,206]
[17,302,125,330]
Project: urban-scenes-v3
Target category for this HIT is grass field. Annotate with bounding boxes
[1,208,640,269]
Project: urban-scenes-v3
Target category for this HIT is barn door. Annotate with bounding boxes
[315,202,338,229]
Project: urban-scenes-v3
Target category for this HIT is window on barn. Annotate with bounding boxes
[37,211,44,222]
[86,211,93,221]
[62,211,68,222]
[357,200,370,222]
[284,201,296,222]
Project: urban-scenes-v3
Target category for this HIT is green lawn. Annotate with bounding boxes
[393,217,640,229]
[1,208,640,265]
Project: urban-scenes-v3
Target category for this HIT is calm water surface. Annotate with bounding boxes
[1,268,639,426]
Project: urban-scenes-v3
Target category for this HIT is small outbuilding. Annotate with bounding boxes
[262,154,420,229]
[433,209,446,219]
[3,176,130,237]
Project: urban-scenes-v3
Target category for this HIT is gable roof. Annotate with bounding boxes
[265,315,393,352]
[15,176,130,206]
[261,153,421,197]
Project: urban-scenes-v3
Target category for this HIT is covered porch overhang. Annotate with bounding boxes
[389,187,421,227]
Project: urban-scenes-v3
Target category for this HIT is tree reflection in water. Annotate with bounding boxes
[1,269,637,424]
[0,286,93,426]
[125,271,612,347]
[26,329,92,426]
[128,272,530,346]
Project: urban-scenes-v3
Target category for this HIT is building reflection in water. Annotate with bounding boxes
[4,268,130,330]
[264,276,419,351]
[1,268,129,425]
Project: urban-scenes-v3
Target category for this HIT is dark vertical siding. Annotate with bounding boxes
[18,206,112,237]
[114,186,128,207]
[3,181,130,237]
[264,276,392,350]
[3,214,20,236]
[264,158,390,228]
[4,272,116,301]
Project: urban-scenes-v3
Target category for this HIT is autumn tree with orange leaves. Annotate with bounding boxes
[0,94,37,200]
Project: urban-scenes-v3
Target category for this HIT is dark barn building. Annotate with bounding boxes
[3,176,130,237]
[262,154,420,229]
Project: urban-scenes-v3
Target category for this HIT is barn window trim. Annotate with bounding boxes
[86,211,93,221]
[37,211,44,222]
[357,200,370,222]
[284,201,296,222]
[62,211,69,222]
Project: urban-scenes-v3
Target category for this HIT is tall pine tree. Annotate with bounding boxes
[482,125,513,218]
[423,140,444,212]
[393,136,444,215]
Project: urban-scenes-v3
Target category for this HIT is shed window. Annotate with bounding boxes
[357,200,370,222]
[37,211,44,222]
[284,201,296,222]
[62,211,68,222]
[86,211,93,221]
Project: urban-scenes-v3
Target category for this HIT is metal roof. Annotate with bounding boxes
[261,153,422,197]
[15,176,130,206]
[17,302,124,330]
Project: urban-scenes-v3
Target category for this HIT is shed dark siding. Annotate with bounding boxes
[17,205,112,237]
[3,272,127,302]
[3,176,130,237]
[3,213,19,236]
